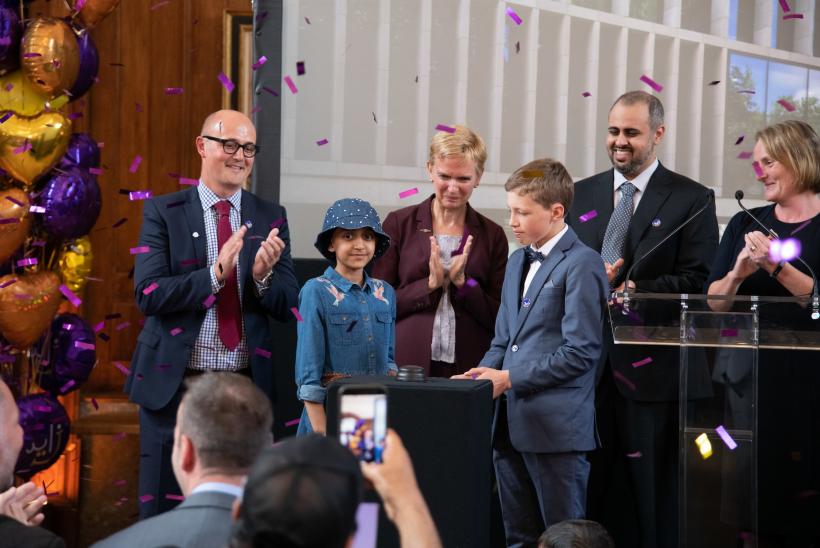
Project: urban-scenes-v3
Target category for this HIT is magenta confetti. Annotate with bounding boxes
[708,80,721,86]
[346,320,358,333]
[149,0,170,10]
[783,13,803,19]
[75,341,95,351]
[130,246,150,255]
[142,282,159,295]
[179,177,198,186]
[22,53,41,58]
[734,135,744,145]
[113,361,130,376]
[296,61,305,75]
[285,418,301,427]
[30,240,46,247]
[399,187,419,199]
[435,123,456,133]
[262,86,279,97]
[290,307,303,322]
[218,72,235,93]
[252,56,268,70]
[89,167,103,175]
[128,155,142,173]
[129,190,153,201]
[68,112,83,120]
[202,294,216,308]
[34,405,52,412]
[581,91,591,97]
[777,98,796,112]
[115,321,130,331]
[59,284,82,307]
[28,205,45,213]
[13,141,32,154]
[778,0,791,12]
[791,219,811,235]
[112,217,127,228]
[164,87,184,95]
[752,161,764,177]
[165,494,184,501]
[254,347,271,358]
[0,278,17,289]
[505,6,522,25]
[0,112,11,124]
[579,210,598,223]
[180,258,199,266]
[304,16,311,24]
[113,479,126,487]
[639,74,663,92]
[170,327,183,336]
[250,106,262,115]
[91,398,99,410]
[283,75,298,94]
[466,278,479,288]
[626,451,643,458]
[59,380,76,393]
[316,138,329,146]
[737,89,755,94]
[737,151,753,159]
[139,494,154,503]
[632,356,653,368]
[16,258,37,267]
[0,218,19,225]
[720,328,738,337]
[613,370,636,391]
[715,425,738,450]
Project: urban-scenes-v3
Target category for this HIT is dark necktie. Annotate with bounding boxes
[601,181,636,266]
[524,247,545,264]
[215,200,241,350]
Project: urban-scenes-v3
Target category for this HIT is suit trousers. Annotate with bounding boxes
[138,367,252,520]
[586,362,679,548]
[493,398,589,548]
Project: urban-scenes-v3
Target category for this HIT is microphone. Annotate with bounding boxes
[735,190,819,320]
[622,189,714,310]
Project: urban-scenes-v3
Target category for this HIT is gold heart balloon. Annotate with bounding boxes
[21,18,80,97]
[0,71,52,117]
[57,236,93,294]
[0,111,72,187]
[0,271,61,349]
[0,187,32,264]
[69,0,121,30]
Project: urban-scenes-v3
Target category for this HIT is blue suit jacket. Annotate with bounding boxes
[126,186,299,410]
[481,226,608,454]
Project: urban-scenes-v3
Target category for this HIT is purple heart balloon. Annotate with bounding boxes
[38,313,96,395]
[14,393,70,478]
[0,5,21,76]
[68,30,98,101]
[36,166,102,239]
[58,133,100,170]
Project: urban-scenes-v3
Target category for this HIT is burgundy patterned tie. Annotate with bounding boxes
[215,200,241,350]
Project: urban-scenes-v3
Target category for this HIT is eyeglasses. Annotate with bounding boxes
[201,135,260,158]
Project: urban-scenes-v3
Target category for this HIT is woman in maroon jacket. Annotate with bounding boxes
[372,126,508,377]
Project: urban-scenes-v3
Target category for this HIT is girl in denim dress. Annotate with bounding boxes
[295,198,397,435]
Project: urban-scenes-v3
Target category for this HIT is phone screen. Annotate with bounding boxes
[338,392,387,463]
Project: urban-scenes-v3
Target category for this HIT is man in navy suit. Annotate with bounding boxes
[567,91,718,547]
[456,158,608,547]
[128,109,299,519]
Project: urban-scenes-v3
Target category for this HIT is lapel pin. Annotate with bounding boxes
[651,218,661,228]
[522,298,531,308]
[192,232,199,238]
[244,220,253,229]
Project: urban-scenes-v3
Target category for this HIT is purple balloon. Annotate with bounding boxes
[58,133,100,170]
[36,166,101,239]
[38,313,96,395]
[14,393,70,478]
[0,6,21,76]
[68,30,98,101]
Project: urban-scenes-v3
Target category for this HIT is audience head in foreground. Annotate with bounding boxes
[539,519,614,548]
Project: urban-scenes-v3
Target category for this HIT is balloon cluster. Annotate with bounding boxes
[0,0,120,478]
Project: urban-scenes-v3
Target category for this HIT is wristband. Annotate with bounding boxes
[770,261,785,279]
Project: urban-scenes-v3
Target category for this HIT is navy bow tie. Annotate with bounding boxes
[524,247,545,264]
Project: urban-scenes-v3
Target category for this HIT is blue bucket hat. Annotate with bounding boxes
[314,198,391,263]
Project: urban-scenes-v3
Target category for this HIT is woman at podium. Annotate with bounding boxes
[373,126,507,377]
[706,119,820,545]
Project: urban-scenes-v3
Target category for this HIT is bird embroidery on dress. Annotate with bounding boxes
[372,281,389,305]
[322,281,346,306]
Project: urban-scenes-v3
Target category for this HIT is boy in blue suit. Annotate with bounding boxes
[456,158,608,547]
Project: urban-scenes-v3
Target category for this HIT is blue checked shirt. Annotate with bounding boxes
[188,184,249,371]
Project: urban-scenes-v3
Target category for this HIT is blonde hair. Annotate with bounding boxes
[755,120,820,193]
[505,158,574,214]
[428,125,487,176]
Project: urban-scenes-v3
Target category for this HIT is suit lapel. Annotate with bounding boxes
[240,190,257,292]
[592,172,614,251]
[182,187,207,266]
[414,195,434,266]
[624,165,672,262]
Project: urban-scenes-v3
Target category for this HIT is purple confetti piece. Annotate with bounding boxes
[305,16,311,24]
[170,327,183,336]
[256,10,268,23]
[626,451,643,458]
[105,313,122,320]
[164,87,184,95]
[13,141,32,154]
[112,217,127,228]
[16,258,37,267]
[737,89,755,95]
[582,91,591,97]
[346,320,357,333]
[254,347,271,358]
[149,0,170,10]
[129,190,153,201]
[22,53,42,58]
[778,0,791,12]
[34,405,52,412]
[139,494,154,504]
[505,6,522,25]
[399,187,419,199]
[218,72,235,93]
[715,425,738,450]
[283,75,298,94]
[128,155,142,173]
[737,151,753,159]
[75,341,95,350]
[720,328,738,337]
[98,332,110,342]
[166,200,185,209]
[91,398,99,410]
[270,219,286,230]
[777,98,796,112]
[165,494,184,501]
[252,56,268,70]
[28,205,45,213]
[290,307,303,322]
[89,167,103,175]
[0,218,19,225]
[296,61,305,75]
[114,479,127,487]
[752,161,764,178]
[790,219,811,235]
[113,361,131,376]
[262,86,279,97]
[782,13,803,19]
[68,112,83,120]
[579,209,598,223]
[180,258,199,266]
[178,177,199,186]
[60,380,76,393]
[130,246,150,255]
[142,282,159,295]
[93,321,104,332]
[734,135,744,145]
[285,418,301,427]
[59,284,82,307]
[0,278,17,289]
[435,123,456,133]
[708,80,721,86]
[613,370,636,391]
[0,112,12,124]
[639,74,663,92]
[316,138,329,146]
[203,294,216,308]
[632,356,653,368]
[115,322,130,331]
